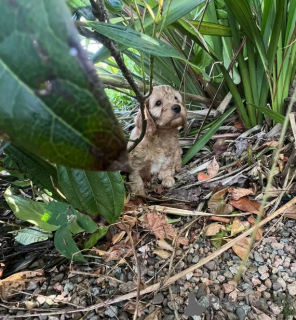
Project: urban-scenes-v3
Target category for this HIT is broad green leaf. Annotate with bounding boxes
[84,226,109,249]
[57,166,125,223]
[92,0,205,63]
[4,189,59,232]
[0,0,129,172]
[87,22,202,73]
[54,224,86,262]
[47,201,98,234]
[247,103,285,125]
[11,180,31,188]
[182,107,235,165]
[172,20,232,37]
[4,145,64,201]
[13,226,52,245]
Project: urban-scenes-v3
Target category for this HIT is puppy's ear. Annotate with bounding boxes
[135,100,156,137]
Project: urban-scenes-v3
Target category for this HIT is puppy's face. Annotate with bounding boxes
[146,85,187,129]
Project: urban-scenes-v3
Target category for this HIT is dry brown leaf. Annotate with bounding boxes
[203,223,226,237]
[112,231,126,244]
[142,211,188,246]
[247,216,264,240]
[0,269,46,301]
[231,217,245,236]
[197,172,211,181]
[123,198,145,212]
[229,187,254,200]
[208,187,234,215]
[144,309,161,320]
[177,237,189,246]
[122,215,137,228]
[231,237,251,260]
[104,245,133,262]
[213,139,228,156]
[156,239,174,252]
[282,205,296,220]
[143,211,177,240]
[123,300,145,316]
[153,249,172,259]
[207,156,219,178]
[262,141,279,147]
[229,197,265,216]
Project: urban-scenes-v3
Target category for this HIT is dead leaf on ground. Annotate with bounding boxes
[0,269,46,301]
[213,139,228,156]
[155,184,164,194]
[247,216,264,241]
[123,198,145,212]
[233,121,245,129]
[231,237,251,260]
[153,249,172,259]
[282,205,296,220]
[262,141,279,147]
[229,197,265,216]
[231,217,245,236]
[144,309,161,320]
[112,231,126,244]
[207,156,219,178]
[123,300,145,316]
[142,211,188,246]
[229,187,254,200]
[203,223,226,236]
[156,239,174,251]
[208,187,234,215]
[198,172,211,181]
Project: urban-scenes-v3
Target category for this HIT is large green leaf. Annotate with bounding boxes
[54,224,86,262]
[84,226,109,249]
[172,20,232,37]
[4,144,64,202]
[0,0,129,172]
[4,188,59,232]
[182,107,236,165]
[13,227,52,245]
[46,201,98,234]
[87,22,202,74]
[92,0,205,63]
[58,167,125,223]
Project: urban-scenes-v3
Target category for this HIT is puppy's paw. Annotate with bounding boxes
[162,177,175,188]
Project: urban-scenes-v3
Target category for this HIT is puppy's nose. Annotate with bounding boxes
[171,104,181,113]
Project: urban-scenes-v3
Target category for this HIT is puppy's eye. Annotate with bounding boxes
[155,100,162,106]
[175,96,178,100]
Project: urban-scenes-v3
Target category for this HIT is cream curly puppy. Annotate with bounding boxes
[128,85,187,196]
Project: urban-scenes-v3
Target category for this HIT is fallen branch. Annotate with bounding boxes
[4,196,296,319]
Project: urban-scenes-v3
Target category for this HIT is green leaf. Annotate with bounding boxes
[4,188,59,232]
[54,224,86,262]
[87,22,203,73]
[0,0,129,172]
[92,0,206,63]
[247,103,285,125]
[67,0,96,20]
[46,201,98,234]
[182,107,236,165]
[4,145,64,201]
[84,226,109,249]
[11,180,31,188]
[57,166,125,223]
[173,20,232,37]
[13,226,52,245]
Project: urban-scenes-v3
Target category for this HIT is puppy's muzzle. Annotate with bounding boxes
[171,104,181,113]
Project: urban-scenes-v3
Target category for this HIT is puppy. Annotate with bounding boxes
[128,85,187,196]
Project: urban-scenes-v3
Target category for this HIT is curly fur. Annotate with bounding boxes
[127,85,187,196]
